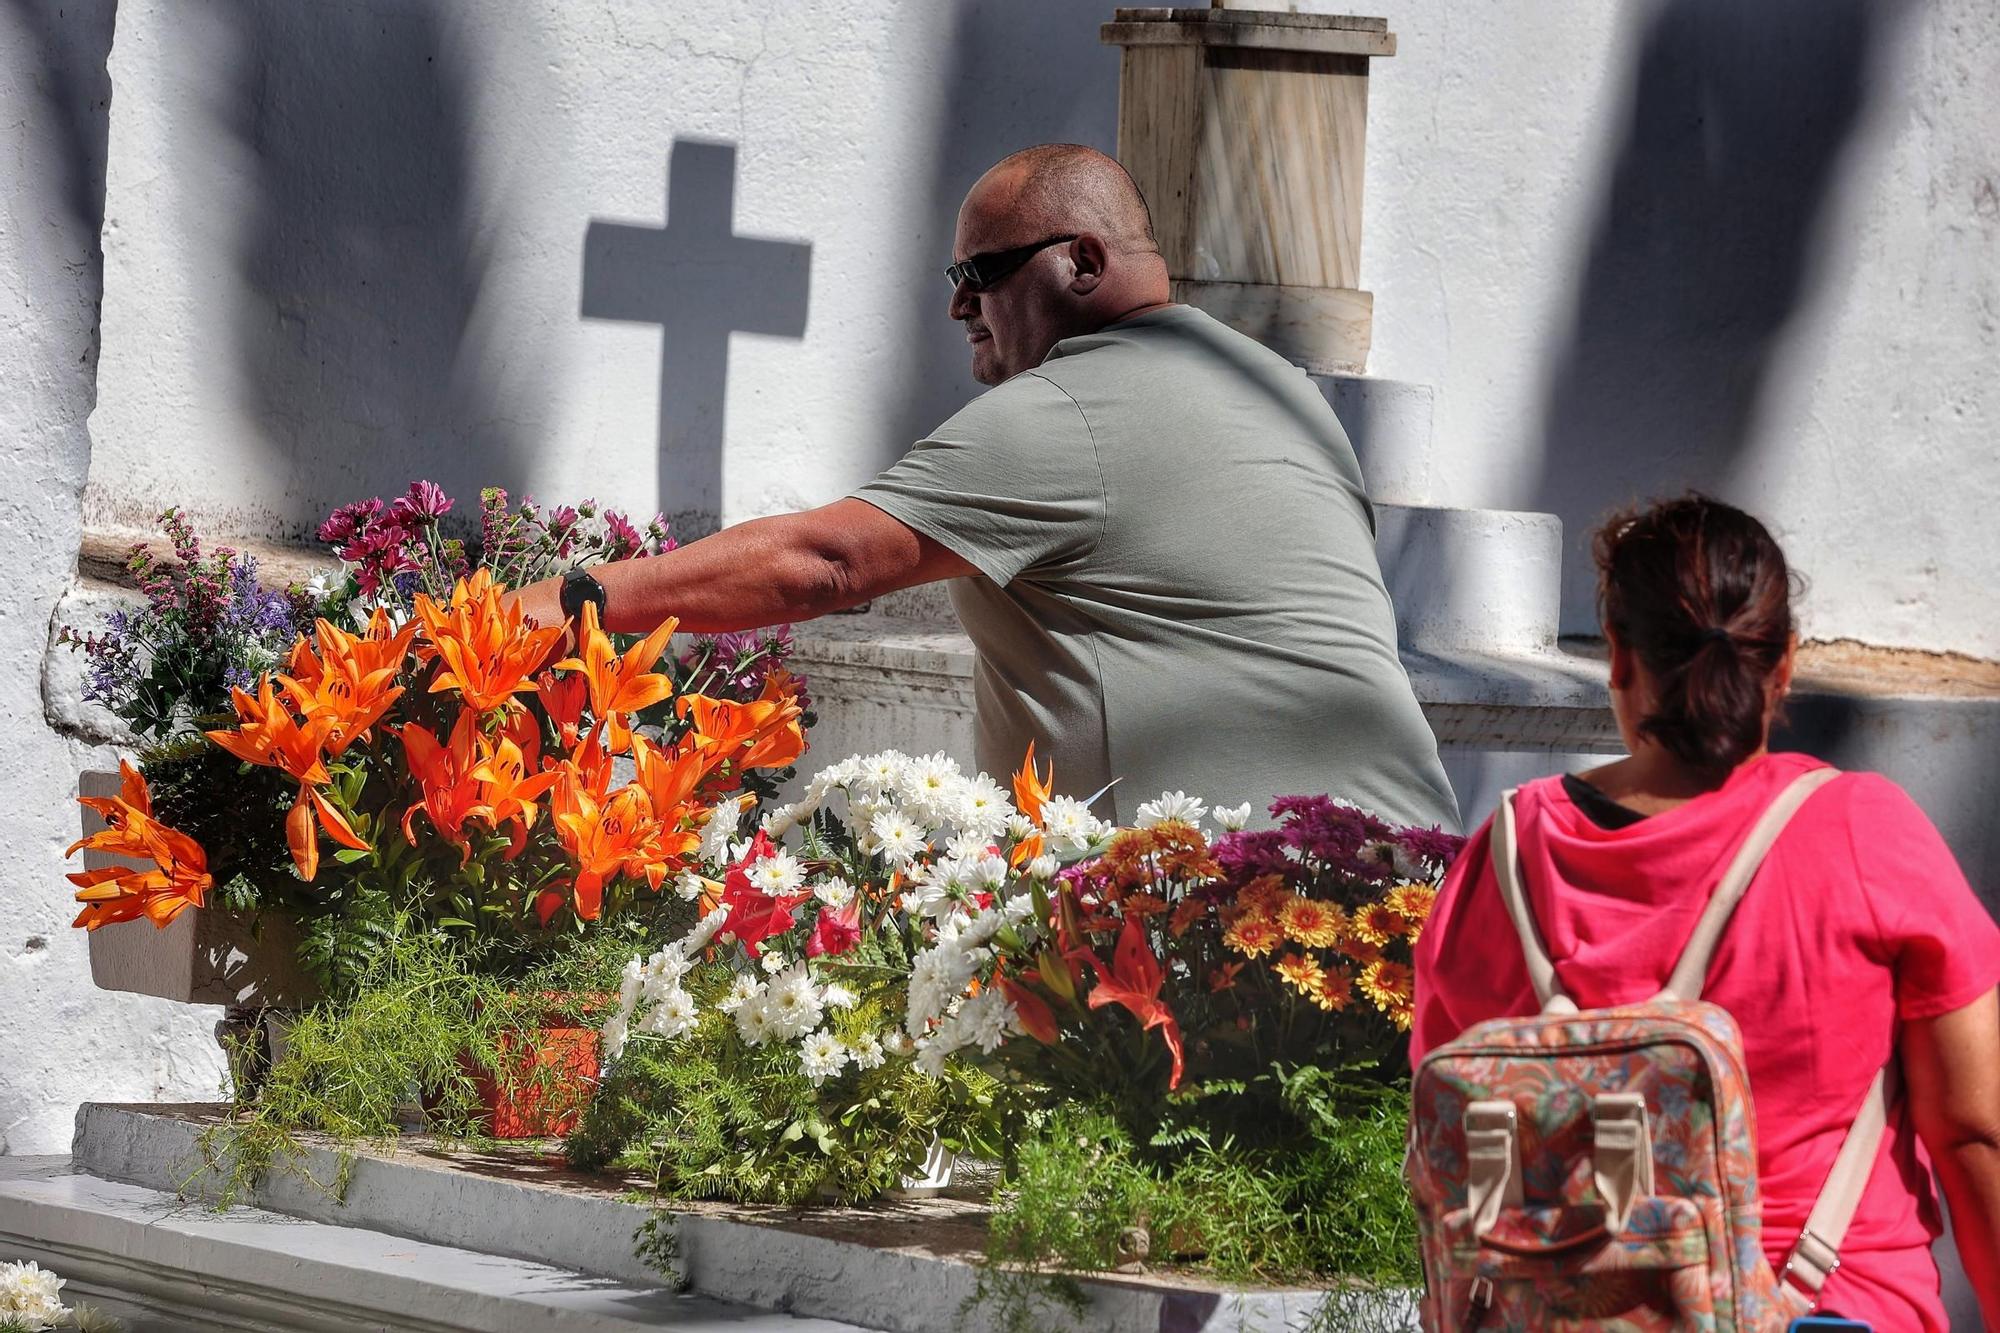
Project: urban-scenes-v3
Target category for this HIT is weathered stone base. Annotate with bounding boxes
[37,1104,1420,1333]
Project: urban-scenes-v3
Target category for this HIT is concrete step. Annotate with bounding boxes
[0,1155,860,1333]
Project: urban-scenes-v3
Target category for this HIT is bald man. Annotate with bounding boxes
[513,145,1458,829]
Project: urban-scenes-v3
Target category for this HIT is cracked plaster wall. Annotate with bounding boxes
[1,0,224,1158]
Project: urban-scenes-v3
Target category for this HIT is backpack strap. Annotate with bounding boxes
[1491,787,1579,1014]
[1655,767,1840,1002]
[1782,1065,1891,1306]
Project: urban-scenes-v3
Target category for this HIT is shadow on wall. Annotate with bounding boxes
[206,0,540,535]
[581,139,812,539]
[1534,0,1906,633]
[6,0,116,252]
[876,0,1120,467]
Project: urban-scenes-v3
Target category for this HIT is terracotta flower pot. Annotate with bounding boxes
[436,994,612,1140]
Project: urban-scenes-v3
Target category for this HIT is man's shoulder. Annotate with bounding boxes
[931,367,1091,444]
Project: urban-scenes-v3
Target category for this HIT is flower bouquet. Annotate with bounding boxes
[568,746,1091,1202]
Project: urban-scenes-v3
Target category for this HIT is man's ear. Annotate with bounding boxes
[1067,234,1108,294]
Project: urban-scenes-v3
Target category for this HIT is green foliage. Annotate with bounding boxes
[974,1069,1419,1330]
[197,930,627,1205]
[568,973,1005,1206]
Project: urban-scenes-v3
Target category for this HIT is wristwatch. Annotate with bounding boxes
[559,567,608,627]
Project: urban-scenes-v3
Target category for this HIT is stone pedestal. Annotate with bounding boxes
[1102,7,1395,373]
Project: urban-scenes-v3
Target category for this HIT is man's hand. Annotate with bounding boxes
[510,575,566,633]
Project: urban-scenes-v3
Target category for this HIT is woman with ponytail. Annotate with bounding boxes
[1410,495,2000,1330]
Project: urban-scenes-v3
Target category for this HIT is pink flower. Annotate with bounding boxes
[391,479,453,523]
[603,510,643,559]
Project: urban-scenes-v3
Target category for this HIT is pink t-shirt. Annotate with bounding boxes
[1411,752,2000,1332]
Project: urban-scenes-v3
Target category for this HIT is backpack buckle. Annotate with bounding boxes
[1464,1101,1523,1236]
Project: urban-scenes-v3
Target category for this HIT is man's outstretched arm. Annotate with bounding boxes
[507,497,977,635]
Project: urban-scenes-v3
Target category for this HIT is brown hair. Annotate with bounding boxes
[1592,494,1796,773]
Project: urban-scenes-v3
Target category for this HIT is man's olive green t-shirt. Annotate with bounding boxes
[852,305,1459,832]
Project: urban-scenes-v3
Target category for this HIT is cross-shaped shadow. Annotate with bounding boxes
[581,138,812,537]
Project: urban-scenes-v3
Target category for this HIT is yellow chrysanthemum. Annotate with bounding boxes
[1385,882,1438,940]
[1313,965,1355,1013]
[1359,959,1415,1029]
[1235,874,1290,916]
[1350,900,1411,947]
[1273,950,1326,999]
[1277,895,1346,949]
[1223,914,1283,959]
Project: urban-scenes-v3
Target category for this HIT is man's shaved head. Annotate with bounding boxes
[950,144,1171,385]
[979,144,1158,254]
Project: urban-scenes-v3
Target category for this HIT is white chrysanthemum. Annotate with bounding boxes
[638,987,698,1038]
[943,832,992,862]
[734,998,777,1046]
[813,877,856,909]
[685,904,731,953]
[821,982,859,1009]
[1040,795,1109,855]
[913,1033,952,1079]
[905,947,959,1036]
[641,946,692,996]
[1026,853,1059,880]
[0,1260,68,1329]
[848,1031,886,1070]
[1135,791,1208,829]
[968,852,1010,892]
[902,750,962,806]
[760,805,799,838]
[799,1029,850,1084]
[601,1012,630,1064]
[673,867,710,902]
[955,775,1014,840]
[857,750,911,797]
[717,974,763,1015]
[698,798,743,864]
[1005,811,1037,840]
[869,810,926,866]
[959,987,1018,1053]
[1213,801,1254,832]
[761,950,791,975]
[617,956,645,1012]
[764,965,826,1039]
[750,850,807,896]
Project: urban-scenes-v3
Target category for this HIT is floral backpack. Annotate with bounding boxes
[1408,768,1892,1331]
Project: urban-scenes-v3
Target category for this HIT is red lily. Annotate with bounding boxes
[998,974,1061,1044]
[1083,917,1185,1088]
[806,896,863,959]
[715,832,807,956]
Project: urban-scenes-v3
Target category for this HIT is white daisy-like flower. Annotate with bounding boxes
[857,750,911,797]
[913,1034,951,1079]
[685,904,731,952]
[698,798,743,864]
[643,944,692,990]
[760,805,799,839]
[1005,812,1037,840]
[902,750,962,804]
[734,997,777,1046]
[764,965,826,1039]
[847,1031,886,1070]
[639,987,698,1038]
[1026,853,1059,880]
[0,1260,68,1330]
[798,1029,851,1084]
[869,810,926,866]
[944,832,992,862]
[750,850,807,896]
[959,987,1018,1053]
[717,974,763,1014]
[1135,791,1208,829]
[601,1011,631,1064]
[813,877,856,909]
[821,982,859,1009]
[1040,795,1108,855]
[674,867,710,902]
[761,950,791,975]
[1213,801,1254,832]
[968,852,1010,892]
[617,956,645,1012]
[955,775,1014,840]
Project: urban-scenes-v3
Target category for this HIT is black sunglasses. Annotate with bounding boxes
[944,235,1079,291]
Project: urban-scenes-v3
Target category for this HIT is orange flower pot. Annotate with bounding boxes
[444,993,613,1140]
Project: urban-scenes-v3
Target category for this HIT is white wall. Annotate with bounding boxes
[1355,0,2000,652]
[0,0,224,1157]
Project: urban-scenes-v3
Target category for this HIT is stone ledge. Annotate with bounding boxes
[70,1103,1417,1333]
[0,1155,843,1333]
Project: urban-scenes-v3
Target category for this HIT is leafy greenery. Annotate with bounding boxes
[568,966,1006,1205]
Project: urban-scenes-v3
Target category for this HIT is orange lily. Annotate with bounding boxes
[676,673,806,781]
[553,784,663,921]
[66,761,213,930]
[206,676,366,880]
[1010,742,1053,868]
[278,612,415,758]
[400,711,487,860]
[630,732,716,819]
[413,569,564,714]
[536,669,588,749]
[1083,917,1185,1088]
[553,602,677,754]
[472,721,563,856]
